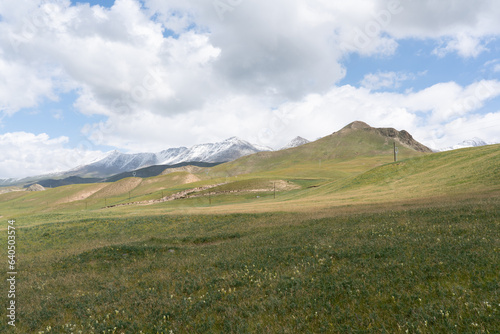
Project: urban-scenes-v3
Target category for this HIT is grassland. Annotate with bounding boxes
[0,136,499,332]
[1,195,498,333]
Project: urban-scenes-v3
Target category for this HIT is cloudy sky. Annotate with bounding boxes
[1,0,500,179]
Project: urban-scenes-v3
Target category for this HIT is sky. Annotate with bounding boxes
[1,0,500,179]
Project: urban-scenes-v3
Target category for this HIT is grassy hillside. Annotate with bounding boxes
[209,122,429,178]
[321,143,500,200]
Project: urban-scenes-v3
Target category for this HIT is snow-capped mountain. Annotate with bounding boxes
[95,151,158,171]
[69,137,273,178]
[159,137,272,164]
[440,138,495,151]
[280,136,310,150]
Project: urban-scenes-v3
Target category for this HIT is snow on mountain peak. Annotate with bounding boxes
[281,136,310,150]
[47,136,278,179]
[224,136,242,142]
[440,137,493,151]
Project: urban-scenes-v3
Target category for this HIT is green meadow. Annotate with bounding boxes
[1,197,498,333]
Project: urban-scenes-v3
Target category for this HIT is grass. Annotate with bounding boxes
[1,195,498,333]
[340,145,500,190]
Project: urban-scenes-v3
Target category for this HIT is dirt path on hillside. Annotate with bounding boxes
[105,183,226,209]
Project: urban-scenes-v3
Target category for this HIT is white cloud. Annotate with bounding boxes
[1,0,500,179]
[433,34,488,58]
[484,59,500,74]
[0,58,56,115]
[387,0,500,58]
[361,71,415,91]
[270,80,500,150]
[1,0,500,122]
[0,132,104,179]
[78,80,500,154]
[81,94,274,152]
[1,78,499,178]
[423,113,500,150]
[0,0,223,119]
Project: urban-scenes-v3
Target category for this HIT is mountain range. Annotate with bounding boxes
[0,136,303,187]
[68,137,274,178]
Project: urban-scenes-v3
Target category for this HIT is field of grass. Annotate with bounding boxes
[1,195,498,333]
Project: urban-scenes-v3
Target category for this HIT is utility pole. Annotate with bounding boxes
[394,142,398,162]
[209,191,211,206]
[273,182,276,199]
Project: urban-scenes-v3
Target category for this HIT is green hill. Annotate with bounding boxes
[209,121,431,179]
[306,143,500,206]
[340,144,499,192]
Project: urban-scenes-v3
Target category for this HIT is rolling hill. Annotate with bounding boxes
[209,121,432,178]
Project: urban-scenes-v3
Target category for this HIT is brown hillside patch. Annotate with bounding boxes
[173,173,201,185]
[91,178,143,199]
[0,187,24,195]
[136,173,202,196]
[55,184,108,204]
[235,179,300,193]
[161,165,204,175]
[273,180,301,191]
